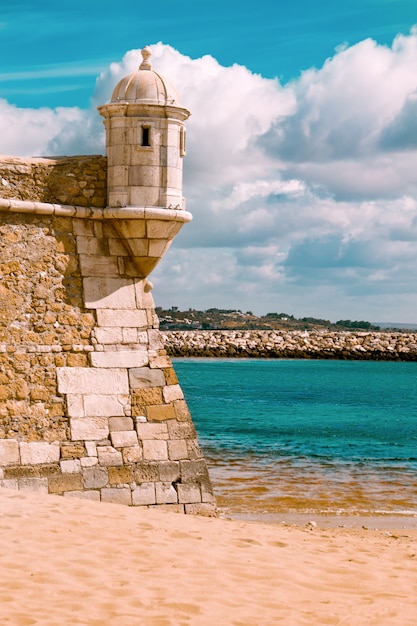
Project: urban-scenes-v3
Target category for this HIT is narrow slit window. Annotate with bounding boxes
[141,126,151,147]
[180,127,186,157]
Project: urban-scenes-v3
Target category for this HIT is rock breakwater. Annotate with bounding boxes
[162,330,417,361]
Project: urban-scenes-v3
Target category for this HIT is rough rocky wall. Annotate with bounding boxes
[0,155,107,208]
[163,330,417,360]
[0,212,95,441]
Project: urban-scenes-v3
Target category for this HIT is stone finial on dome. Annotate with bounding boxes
[139,46,152,71]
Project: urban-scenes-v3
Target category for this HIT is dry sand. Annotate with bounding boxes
[0,488,416,625]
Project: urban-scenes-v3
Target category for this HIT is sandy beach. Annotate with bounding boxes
[0,489,416,625]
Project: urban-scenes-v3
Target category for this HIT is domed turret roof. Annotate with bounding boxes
[110,46,181,106]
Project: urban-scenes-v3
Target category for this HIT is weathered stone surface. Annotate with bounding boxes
[96,309,148,328]
[146,404,176,422]
[63,490,101,501]
[19,442,60,465]
[0,440,20,466]
[57,368,129,395]
[83,394,127,417]
[162,384,183,403]
[136,422,168,440]
[132,482,156,505]
[83,277,136,309]
[109,416,134,432]
[101,487,132,505]
[168,439,188,461]
[17,477,49,493]
[48,473,83,493]
[70,417,109,441]
[155,481,178,504]
[129,367,165,389]
[97,445,123,466]
[110,430,138,448]
[82,466,108,489]
[177,483,202,504]
[108,465,134,484]
[142,440,168,461]
[90,351,148,368]
[60,459,81,473]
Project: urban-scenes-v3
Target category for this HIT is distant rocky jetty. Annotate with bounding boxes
[162,330,417,360]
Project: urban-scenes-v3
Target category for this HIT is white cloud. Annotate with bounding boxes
[3,33,417,321]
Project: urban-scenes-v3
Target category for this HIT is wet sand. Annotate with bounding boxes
[1,488,417,625]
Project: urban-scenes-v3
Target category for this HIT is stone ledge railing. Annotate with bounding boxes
[162,330,417,361]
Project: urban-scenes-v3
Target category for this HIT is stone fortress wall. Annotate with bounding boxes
[0,155,107,207]
[0,154,215,514]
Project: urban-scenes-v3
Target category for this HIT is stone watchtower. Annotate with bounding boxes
[0,47,216,515]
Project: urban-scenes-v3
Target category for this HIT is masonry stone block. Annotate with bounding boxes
[110,430,139,448]
[0,479,18,490]
[101,487,132,505]
[96,309,148,328]
[133,463,159,483]
[19,442,60,465]
[79,255,119,278]
[90,351,148,368]
[136,422,168,440]
[97,445,123,466]
[122,446,143,463]
[149,355,171,369]
[177,483,202,504]
[94,327,123,344]
[155,482,178,504]
[146,404,175,422]
[60,459,82,473]
[147,329,164,350]
[57,367,129,395]
[148,239,170,258]
[61,443,86,460]
[108,465,134,484]
[49,473,83,494]
[180,459,211,483]
[122,328,138,343]
[80,457,98,467]
[18,478,49,493]
[83,277,136,309]
[83,394,126,417]
[70,417,109,441]
[142,440,168,461]
[168,439,189,461]
[162,384,184,403]
[158,461,180,483]
[0,440,20,466]
[167,420,196,439]
[63,490,101,501]
[83,466,109,489]
[184,503,217,516]
[67,395,85,417]
[132,482,156,506]
[146,220,183,239]
[109,416,134,432]
[85,441,98,457]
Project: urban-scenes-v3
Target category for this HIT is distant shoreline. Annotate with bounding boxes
[162,329,417,361]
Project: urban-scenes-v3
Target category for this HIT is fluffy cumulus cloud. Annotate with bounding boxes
[3,33,417,322]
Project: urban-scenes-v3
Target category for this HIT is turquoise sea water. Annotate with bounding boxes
[173,359,417,523]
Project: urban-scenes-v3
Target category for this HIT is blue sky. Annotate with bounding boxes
[2,1,417,322]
